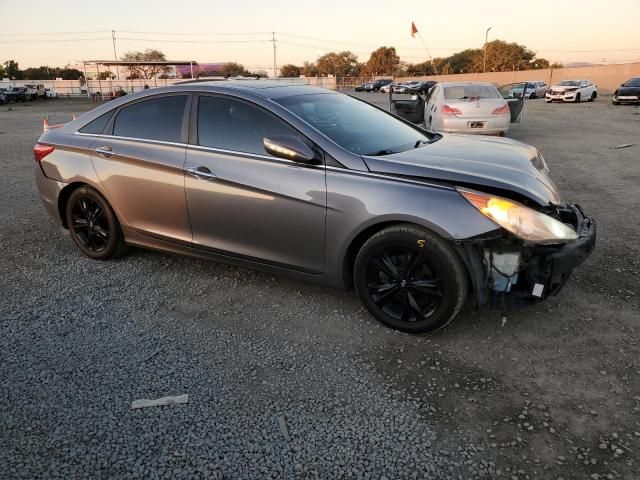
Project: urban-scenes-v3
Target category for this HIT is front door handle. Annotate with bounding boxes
[95,146,113,157]
[187,166,217,180]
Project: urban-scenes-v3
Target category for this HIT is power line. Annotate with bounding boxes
[0,31,110,36]
[118,30,273,36]
[0,38,111,44]
[117,37,272,44]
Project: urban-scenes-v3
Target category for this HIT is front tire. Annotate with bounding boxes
[354,225,468,333]
[65,186,127,260]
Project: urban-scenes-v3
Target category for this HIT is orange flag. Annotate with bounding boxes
[411,22,418,37]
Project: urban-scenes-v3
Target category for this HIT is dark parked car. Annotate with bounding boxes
[34,82,595,333]
[354,83,371,92]
[406,80,437,95]
[5,87,28,102]
[370,79,393,92]
[612,77,640,105]
[0,88,8,104]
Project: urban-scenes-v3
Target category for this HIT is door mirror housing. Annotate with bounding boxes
[263,135,319,163]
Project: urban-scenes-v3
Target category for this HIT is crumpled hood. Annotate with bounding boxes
[549,85,579,92]
[363,134,562,207]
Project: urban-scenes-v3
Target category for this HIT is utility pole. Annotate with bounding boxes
[272,32,277,78]
[112,29,119,80]
[483,26,492,73]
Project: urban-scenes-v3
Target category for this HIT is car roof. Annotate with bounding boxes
[164,80,335,99]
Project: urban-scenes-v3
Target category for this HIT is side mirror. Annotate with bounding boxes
[263,135,319,163]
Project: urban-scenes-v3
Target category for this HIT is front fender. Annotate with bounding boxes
[323,169,499,287]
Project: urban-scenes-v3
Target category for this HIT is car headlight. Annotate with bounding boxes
[459,189,578,243]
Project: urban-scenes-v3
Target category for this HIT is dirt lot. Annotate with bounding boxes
[1,95,639,479]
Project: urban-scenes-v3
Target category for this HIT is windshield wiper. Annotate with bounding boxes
[366,149,395,156]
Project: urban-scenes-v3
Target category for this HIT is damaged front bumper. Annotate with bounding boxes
[458,204,596,307]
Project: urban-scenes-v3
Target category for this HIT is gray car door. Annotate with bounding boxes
[184,94,326,274]
[89,94,192,243]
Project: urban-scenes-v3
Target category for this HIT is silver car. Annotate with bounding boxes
[34,81,595,333]
[423,82,520,136]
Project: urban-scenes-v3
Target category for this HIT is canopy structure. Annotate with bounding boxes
[80,60,199,97]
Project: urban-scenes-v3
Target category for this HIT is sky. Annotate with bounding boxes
[1,0,639,75]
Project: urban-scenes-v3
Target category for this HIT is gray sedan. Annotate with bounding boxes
[34,81,595,333]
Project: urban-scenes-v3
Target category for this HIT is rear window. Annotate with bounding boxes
[113,95,187,142]
[443,85,500,100]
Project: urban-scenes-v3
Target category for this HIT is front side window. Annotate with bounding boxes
[197,96,297,156]
[113,95,188,142]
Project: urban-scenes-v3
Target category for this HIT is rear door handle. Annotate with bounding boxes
[95,146,113,157]
[187,166,217,180]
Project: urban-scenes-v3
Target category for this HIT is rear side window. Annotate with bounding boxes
[78,110,114,134]
[113,95,188,142]
[197,96,296,156]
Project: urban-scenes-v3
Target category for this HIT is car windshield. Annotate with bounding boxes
[276,93,434,156]
[443,85,500,99]
[558,80,581,86]
[623,78,640,87]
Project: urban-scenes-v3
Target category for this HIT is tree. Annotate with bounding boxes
[3,60,22,79]
[475,40,536,72]
[530,58,550,70]
[121,49,171,79]
[315,51,359,77]
[280,64,302,77]
[365,47,400,75]
[446,48,482,73]
[550,62,564,69]
[0,63,4,78]
[251,70,269,78]
[97,71,116,80]
[301,61,318,77]
[221,62,249,77]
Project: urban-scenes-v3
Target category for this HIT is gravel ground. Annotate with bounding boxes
[1,95,639,479]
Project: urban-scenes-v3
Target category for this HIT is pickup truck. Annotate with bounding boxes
[24,84,45,99]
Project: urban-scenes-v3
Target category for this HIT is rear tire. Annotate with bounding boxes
[574,93,581,103]
[589,91,597,102]
[529,92,537,99]
[354,224,468,333]
[65,186,127,260]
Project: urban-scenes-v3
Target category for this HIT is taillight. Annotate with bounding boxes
[34,143,54,162]
[492,104,511,115]
[440,104,462,116]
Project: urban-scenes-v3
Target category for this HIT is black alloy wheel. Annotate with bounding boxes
[65,186,127,260]
[354,225,468,333]
[366,247,443,322]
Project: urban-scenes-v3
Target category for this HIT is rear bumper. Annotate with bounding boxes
[438,115,511,135]
[35,163,65,226]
